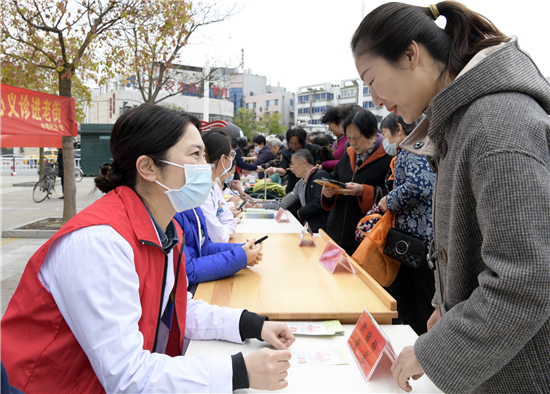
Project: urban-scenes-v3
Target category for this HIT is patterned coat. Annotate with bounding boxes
[385,149,435,240]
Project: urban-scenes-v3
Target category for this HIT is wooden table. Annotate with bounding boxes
[194,231,398,324]
[186,324,442,393]
[236,210,303,234]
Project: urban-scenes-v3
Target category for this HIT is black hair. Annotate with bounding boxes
[309,132,332,147]
[252,135,267,145]
[291,149,314,165]
[342,108,378,139]
[276,134,285,142]
[202,128,232,164]
[321,106,340,124]
[286,127,307,147]
[321,104,362,125]
[351,1,506,80]
[95,103,200,194]
[380,113,422,136]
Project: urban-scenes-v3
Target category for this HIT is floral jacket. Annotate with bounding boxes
[385,149,435,240]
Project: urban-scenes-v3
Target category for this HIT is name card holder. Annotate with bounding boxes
[347,309,396,381]
[274,208,290,223]
[319,241,355,274]
[298,222,316,247]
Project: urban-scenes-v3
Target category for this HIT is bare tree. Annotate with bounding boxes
[117,0,241,104]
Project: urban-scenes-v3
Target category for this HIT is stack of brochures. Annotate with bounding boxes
[244,208,275,219]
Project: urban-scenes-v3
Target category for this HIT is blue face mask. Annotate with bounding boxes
[224,173,234,184]
[383,138,397,156]
[155,162,212,212]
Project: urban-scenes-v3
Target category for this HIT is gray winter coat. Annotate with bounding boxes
[401,37,550,393]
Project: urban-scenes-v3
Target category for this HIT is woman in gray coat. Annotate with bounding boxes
[352,2,550,393]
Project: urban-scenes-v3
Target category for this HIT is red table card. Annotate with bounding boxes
[298,222,316,247]
[275,208,290,223]
[348,309,396,381]
[319,241,355,274]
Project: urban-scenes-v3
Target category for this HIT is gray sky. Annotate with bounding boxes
[186,0,550,92]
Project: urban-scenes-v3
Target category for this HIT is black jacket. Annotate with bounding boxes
[321,140,392,255]
[279,143,318,193]
[295,168,330,233]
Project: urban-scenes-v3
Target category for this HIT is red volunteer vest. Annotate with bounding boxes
[1,186,188,393]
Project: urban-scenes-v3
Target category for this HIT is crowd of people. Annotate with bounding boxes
[1,1,549,393]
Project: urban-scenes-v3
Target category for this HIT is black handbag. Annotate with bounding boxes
[383,228,429,269]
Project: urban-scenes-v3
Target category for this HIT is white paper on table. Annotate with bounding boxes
[286,322,331,335]
[289,349,349,366]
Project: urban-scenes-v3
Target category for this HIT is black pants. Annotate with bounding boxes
[390,262,436,335]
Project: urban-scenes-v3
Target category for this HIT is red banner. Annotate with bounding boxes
[0,84,78,148]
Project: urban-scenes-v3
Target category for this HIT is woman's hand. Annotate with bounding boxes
[378,196,388,212]
[229,195,240,205]
[256,166,265,172]
[341,182,364,196]
[261,321,296,350]
[265,167,277,176]
[322,185,339,198]
[244,348,292,390]
[427,308,441,331]
[391,346,424,393]
[241,238,263,266]
[229,205,241,218]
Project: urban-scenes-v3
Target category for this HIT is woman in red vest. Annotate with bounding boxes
[1,104,295,393]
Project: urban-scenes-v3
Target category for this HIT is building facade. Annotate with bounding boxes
[85,65,234,124]
[296,78,389,132]
[243,89,295,127]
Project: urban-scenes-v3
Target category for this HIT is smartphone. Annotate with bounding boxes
[254,235,268,244]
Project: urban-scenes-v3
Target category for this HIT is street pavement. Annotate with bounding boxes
[1,175,103,316]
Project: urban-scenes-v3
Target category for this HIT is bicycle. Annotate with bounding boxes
[75,167,83,182]
[33,161,57,203]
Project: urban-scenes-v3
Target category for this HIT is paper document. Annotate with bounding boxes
[290,350,349,366]
[286,320,344,336]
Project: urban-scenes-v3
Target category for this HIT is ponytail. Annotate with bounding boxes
[351,1,507,79]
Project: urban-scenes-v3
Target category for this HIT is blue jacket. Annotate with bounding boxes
[174,208,247,288]
[385,149,435,240]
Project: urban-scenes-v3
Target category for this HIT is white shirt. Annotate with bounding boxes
[200,183,237,243]
[39,225,245,393]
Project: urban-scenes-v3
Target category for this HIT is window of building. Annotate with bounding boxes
[253,102,256,108]
[275,99,279,105]
[341,88,357,98]
[363,101,375,109]
[363,87,371,95]
[266,100,270,107]
[290,99,293,106]
[246,103,249,109]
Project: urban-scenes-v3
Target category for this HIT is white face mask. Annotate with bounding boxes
[383,138,397,156]
[254,146,261,153]
[219,155,233,177]
[155,161,212,212]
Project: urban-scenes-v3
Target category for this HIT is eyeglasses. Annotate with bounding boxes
[225,150,236,160]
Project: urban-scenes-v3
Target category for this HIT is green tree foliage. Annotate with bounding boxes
[257,112,285,135]
[234,107,257,139]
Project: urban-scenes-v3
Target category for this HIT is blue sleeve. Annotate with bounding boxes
[185,243,248,287]
[386,152,435,212]
[235,150,258,171]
